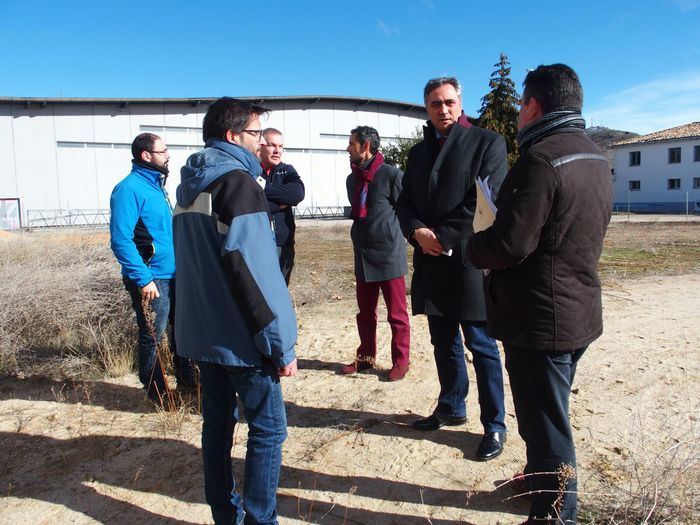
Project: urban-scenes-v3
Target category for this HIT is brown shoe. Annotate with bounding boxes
[340,360,373,375]
[387,364,409,381]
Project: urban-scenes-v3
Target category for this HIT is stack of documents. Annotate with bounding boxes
[473,176,497,233]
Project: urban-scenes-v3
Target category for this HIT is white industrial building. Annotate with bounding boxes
[611,122,700,213]
[0,96,427,229]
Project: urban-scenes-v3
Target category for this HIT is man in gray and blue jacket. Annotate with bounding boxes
[173,97,297,525]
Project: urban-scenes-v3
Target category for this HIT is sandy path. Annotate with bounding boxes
[1,274,698,524]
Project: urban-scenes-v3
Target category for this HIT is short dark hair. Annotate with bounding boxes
[522,64,583,114]
[202,97,269,142]
[423,76,461,102]
[131,133,160,161]
[351,126,380,154]
[262,127,282,140]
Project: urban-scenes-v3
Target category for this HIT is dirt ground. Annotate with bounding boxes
[1,267,698,524]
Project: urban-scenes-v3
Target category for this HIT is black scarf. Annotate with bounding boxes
[516,110,586,153]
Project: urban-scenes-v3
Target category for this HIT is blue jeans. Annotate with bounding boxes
[505,345,586,524]
[123,278,196,395]
[427,316,506,433]
[199,360,288,525]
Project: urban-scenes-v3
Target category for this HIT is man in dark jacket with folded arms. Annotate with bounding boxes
[467,64,613,523]
[396,77,508,461]
[259,128,305,284]
[341,126,410,381]
[173,97,297,525]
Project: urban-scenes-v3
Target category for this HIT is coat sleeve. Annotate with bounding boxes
[433,133,507,251]
[109,183,153,288]
[390,167,403,207]
[466,152,558,270]
[264,164,305,206]
[212,171,297,367]
[396,145,426,247]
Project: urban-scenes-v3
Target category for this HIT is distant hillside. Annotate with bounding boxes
[585,126,640,166]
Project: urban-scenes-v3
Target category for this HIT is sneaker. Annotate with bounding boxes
[340,360,373,375]
[387,364,409,381]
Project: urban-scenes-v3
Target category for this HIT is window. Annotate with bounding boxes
[668,178,681,190]
[668,147,681,164]
[694,145,700,162]
[693,177,700,189]
[629,151,641,166]
[629,180,641,191]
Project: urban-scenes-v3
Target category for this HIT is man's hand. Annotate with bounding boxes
[278,204,289,210]
[278,359,298,377]
[413,227,444,256]
[140,281,160,301]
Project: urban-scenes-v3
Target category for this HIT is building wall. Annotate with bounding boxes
[612,138,700,212]
[0,99,427,226]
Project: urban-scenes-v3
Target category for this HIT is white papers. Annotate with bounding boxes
[473,176,497,233]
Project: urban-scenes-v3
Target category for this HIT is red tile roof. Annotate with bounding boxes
[612,122,700,147]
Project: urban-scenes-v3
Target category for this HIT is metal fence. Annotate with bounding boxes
[24,206,349,229]
[294,206,350,219]
[26,209,111,229]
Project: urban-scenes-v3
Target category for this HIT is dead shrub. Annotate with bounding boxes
[0,230,135,378]
[580,407,700,523]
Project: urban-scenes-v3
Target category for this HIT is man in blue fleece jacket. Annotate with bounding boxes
[173,97,297,525]
[110,133,196,402]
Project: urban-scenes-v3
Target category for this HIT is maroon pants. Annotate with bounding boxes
[355,276,410,368]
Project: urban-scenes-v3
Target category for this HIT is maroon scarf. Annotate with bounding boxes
[457,112,472,129]
[350,151,384,220]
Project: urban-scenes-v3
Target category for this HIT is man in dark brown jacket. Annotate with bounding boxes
[467,64,613,523]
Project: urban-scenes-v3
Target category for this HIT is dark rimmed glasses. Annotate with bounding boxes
[242,129,264,139]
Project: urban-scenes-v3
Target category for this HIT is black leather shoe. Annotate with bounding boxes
[476,431,506,461]
[412,412,467,431]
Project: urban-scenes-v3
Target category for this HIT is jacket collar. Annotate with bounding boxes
[424,121,471,200]
[131,161,165,187]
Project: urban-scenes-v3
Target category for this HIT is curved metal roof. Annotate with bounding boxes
[0,95,425,112]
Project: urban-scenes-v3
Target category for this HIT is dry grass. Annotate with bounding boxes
[290,224,356,306]
[599,223,700,282]
[581,407,700,524]
[1,222,698,379]
[0,230,135,378]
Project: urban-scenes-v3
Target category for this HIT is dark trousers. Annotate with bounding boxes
[276,245,295,285]
[504,344,587,524]
[427,316,506,433]
[123,277,197,395]
[355,276,410,368]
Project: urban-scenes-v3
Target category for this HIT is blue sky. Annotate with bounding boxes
[1,0,698,134]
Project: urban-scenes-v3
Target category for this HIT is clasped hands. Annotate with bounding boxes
[413,227,445,256]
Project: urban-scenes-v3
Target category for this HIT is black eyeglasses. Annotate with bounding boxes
[242,129,264,139]
[149,149,169,155]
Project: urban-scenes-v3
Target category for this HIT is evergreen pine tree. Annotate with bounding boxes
[478,53,520,168]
